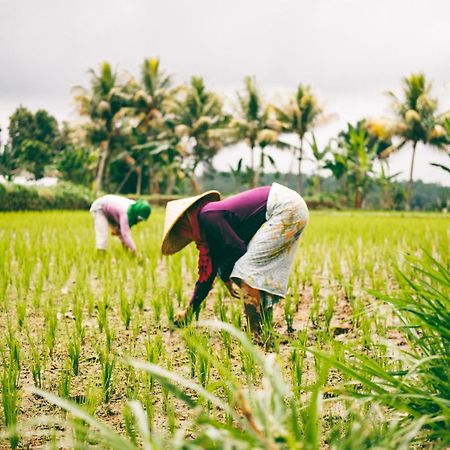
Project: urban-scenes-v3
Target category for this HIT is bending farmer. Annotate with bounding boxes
[90,194,151,254]
[161,183,308,329]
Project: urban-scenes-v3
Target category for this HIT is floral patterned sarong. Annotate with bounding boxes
[231,183,309,307]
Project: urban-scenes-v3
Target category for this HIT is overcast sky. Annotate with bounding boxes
[1,0,449,184]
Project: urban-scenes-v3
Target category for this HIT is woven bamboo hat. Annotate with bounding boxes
[161,190,221,255]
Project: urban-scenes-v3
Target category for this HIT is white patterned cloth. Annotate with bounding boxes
[231,183,309,307]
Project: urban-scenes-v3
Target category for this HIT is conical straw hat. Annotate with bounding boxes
[161,190,221,255]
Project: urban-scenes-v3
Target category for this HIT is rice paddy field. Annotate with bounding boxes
[0,210,448,449]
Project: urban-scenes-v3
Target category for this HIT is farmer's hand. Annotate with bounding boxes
[173,308,192,327]
[225,280,239,299]
[111,227,120,236]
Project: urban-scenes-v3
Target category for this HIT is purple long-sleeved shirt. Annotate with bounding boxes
[190,186,271,310]
[90,195,136,251]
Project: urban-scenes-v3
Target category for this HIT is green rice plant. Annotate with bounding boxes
[72,296,85,340]
[44,300,58,356]
[98,347,115,403]
[58,365,72,399]
[218,303,233,358]
[105,323,116,353]
[84,285,95,316]
[183,328,198,379]
[260,307,279,352]
[125,366,140,400]
[163,287,176,323]
[290,328,308,399]
[230,298,242,329]
[1,365,20,450]
[5,325,21,380]
[15,298,26,330]
[1,329,21,449]
[360,307,374,349]
[133,285,145,312]
[161,383,176,434]
[27,332,43,388]
[123,403,138,445]
[119,285,132,330]
[67,332,81,376]
[131,316,142,350]
[284,293,294,333]
[70,383,101,447]
[144,332,164,393]
[310,281,321,328]
[291,278,301,311]
[151,291,163,324]
[32,269,45,310]
[96,296,109,334]
[324,295,335,332]
[142,379,155,433]
[195,334,211,388]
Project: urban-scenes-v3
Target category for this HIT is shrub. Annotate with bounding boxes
[0,182,94,211]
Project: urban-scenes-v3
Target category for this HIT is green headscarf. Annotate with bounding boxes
[127,200,152,227]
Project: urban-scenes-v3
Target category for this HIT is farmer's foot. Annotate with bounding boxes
[244,300,262,333]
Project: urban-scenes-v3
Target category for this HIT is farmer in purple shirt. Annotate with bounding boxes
[161,183,309,330]
[90,195,151,253]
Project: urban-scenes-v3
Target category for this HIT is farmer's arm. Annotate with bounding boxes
[119,213,136,252]
[189,258,218,312]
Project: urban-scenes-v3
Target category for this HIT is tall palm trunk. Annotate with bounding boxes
[94,140,109,194]
[116,166,134,194]
[136,166,142,195]
[165,171,175,195]
[297,136,304,193]
[249,144,256,189]
[343,178,350,207]
[353,186,359,209]
[407,142,418,210]
[254,147,265,188]
[191,173,200,194]
[148,163,160,194]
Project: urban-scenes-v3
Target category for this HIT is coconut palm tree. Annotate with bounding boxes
[308,134,330,194]
[166,76,230,194]
[273,84,322,192]
[73,62,133,193]
[126,57,175,194]
[231,76,282,188]
[430,118,450,176]
[387,73,450,209]
[326,121,392,209]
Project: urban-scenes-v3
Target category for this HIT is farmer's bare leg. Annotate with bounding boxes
[92,210,109,251]
[239,281,263,332]
[240,281,261,304]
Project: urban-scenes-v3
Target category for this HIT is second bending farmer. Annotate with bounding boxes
[90,194,151,253]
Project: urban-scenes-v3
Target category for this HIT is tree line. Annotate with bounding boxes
[0,58,449,209]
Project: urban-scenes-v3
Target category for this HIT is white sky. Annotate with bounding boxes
[1,0,449,184]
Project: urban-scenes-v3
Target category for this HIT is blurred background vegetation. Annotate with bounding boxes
[0,61,448,211]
